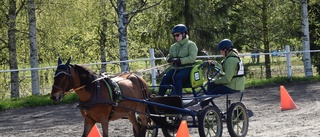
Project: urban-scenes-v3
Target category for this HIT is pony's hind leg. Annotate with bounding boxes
[138,111,148,137]
[132,107,149,137]
[127,111,141,137]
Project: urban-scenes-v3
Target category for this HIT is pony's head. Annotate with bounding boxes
[50,57,73,102]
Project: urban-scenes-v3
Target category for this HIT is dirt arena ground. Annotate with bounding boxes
[0,81,319,137]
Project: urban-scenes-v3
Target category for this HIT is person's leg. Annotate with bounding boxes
[158,69,175,96]
[173,68,192,96]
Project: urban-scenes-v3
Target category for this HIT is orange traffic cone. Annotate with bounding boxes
[88,124,101,137]
[175,120,189,137]
[280,85,298,111]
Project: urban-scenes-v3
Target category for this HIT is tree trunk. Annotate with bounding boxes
[301,0,313,77]
[117,0,129,72]
[262,0,271,79]
[28,0,40,95]
[184,0,191,36]
[99,0,107,74]
[8,0,19,98]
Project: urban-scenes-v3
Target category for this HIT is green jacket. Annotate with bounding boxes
[166,36,198,68]
[213,51,245,91]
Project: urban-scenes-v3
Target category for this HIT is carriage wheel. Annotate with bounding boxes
[136,114,158,137]
[198,105,223,137]
[146,119,158,137]
[162,128,177,137]
[161,116,181,137]
[226,102,249,137]
[146,127,158,137]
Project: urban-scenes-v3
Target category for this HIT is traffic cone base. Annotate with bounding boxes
[88,124,101,137]
[280,85,298,111]
[176,120,190,137]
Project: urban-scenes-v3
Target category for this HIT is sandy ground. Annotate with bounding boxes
[0,81,320,137]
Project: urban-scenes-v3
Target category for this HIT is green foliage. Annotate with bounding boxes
[0,0,316,65]
[0,0,320,98]
[309,1,320,75]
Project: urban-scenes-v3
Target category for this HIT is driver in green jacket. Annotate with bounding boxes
[158,24,198,96]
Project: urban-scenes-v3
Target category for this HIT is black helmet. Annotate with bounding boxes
[171,24,188,34]
[217,39,233,51]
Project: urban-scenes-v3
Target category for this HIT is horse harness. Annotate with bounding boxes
[78,73,149,122]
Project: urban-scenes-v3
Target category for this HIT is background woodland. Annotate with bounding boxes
[1,0,320,98]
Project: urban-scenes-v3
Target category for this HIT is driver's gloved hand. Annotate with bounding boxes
[172,58,181,66]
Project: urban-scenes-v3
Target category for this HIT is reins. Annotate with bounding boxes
[65,85,86,94]
[52,84,86,95]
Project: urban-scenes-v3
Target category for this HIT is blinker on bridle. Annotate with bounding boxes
[52,66,86,94]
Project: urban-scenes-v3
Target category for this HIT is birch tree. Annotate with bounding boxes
[301,0,313,77]
[28,0,39,95]
[110,0,163,72]
[8,0,19,98]
[99,0,108,73]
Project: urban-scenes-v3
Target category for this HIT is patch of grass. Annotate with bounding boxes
[0,93,78,111]
[245,75,320,88]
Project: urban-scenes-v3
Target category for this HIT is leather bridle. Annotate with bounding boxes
[52,66,86,95]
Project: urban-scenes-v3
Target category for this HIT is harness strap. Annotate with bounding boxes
[79,73,150,121]
[82,109,97,122]
[104,79,115,102]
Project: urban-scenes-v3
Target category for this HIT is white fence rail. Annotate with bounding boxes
[0,48,320,98]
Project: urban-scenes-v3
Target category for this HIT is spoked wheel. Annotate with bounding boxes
[162,128,178,137]
[161,116,181,137]
[198,105,223,137]
[146,119,158,137]
[226,102,249,137]
[136,114,158,137]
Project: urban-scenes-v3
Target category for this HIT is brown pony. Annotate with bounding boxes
[50,58,150,137]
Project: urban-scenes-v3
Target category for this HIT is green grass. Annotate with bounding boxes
[1,74,320,111]
[245,75,320,88]
[0,93,78,111]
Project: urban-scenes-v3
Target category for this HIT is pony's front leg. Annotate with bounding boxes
[101,120,109,137]
[82,118,95,137]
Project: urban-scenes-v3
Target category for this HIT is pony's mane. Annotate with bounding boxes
[73,64,98,92]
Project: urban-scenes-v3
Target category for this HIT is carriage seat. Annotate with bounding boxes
[182,60,204,88]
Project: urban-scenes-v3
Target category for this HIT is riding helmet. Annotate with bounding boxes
[171,24,188,34]
[217,39,233,51]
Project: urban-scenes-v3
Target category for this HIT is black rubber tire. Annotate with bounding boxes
[198,105,223,137]
[146,128,158,137]
[162,127,177,137]
[160,116,181,137]
[146,120,158,137]
[226,102,249,137]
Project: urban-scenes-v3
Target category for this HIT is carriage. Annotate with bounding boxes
[125,60,252,137]
[50,58,252,137]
